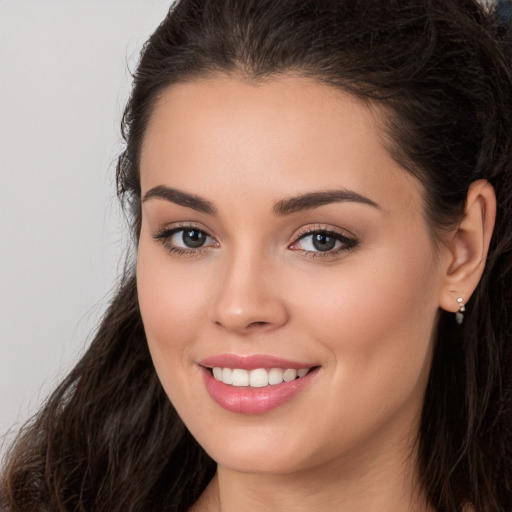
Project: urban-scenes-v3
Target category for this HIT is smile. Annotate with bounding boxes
[211,367,311,387]
[199,355,320,414]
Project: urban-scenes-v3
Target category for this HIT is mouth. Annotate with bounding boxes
[198,356,320,414]
[208,366,315,388]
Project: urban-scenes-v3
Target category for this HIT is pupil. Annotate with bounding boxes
[312,233,336,251]
[182,230,206,248]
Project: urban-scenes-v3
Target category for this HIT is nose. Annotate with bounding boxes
[208,249,289,335]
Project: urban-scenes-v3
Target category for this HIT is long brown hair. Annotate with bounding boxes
[2,1,512,510]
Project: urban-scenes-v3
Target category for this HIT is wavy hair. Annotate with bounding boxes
[2,1,512,510]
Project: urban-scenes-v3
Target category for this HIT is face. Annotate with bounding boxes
[137,76,446,476]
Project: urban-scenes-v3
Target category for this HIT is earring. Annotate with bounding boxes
[455,297,465,325]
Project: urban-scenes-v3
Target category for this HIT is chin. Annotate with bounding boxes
[209,446,308,475]
[188,419,328,476]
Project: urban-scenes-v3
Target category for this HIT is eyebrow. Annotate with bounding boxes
[273,189,380,215]
[142,185,216,215]
[142,185,379,216]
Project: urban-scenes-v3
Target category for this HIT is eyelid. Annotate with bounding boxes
[152,222,219,255]
[289,224,358,255]
[151,222,357,257]
[152,221,212,237]
[293,224,357,240]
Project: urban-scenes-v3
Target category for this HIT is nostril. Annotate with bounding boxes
[247,321,270,329]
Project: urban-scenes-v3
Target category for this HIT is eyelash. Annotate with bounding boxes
[290,227,358,258]
[152,225,358,258]
[152,224,217,257]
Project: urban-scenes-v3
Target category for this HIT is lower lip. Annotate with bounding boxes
[202,367,319,414]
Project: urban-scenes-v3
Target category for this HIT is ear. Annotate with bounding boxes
[438,179,496,313]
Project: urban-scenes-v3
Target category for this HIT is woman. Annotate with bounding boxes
[1,0,511,510]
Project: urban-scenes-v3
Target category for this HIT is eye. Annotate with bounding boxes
[152,226,218,254]
[290,229,358,255]
[171,228,210,248]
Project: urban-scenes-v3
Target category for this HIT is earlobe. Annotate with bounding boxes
[439,179,496,314]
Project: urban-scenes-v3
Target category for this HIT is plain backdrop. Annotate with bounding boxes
[0,0,173,453]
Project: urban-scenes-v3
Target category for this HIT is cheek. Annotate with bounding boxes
[301,234,438,341]
[136,243,216,428]
[288,242,439,419]
[314,262,435,350]
[136,241,207,376]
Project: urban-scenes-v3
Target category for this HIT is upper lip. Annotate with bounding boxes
[198,353,317,370]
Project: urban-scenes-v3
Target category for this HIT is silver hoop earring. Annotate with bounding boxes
[455,297,465,325]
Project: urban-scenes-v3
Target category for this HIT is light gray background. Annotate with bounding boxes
[0,1,172,452]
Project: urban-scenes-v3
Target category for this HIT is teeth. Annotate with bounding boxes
[268,368,284,385]
[283,369,297,382]
[232,369,249,387]
[222,367,233,385]
[211,367,311,387]
[249,368,269,387]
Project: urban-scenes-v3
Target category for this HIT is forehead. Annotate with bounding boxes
[140,75,425,218]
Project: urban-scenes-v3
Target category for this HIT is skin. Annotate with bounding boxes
[136,76,495,512]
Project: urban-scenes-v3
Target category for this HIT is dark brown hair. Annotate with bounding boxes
[2,1,512,510]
